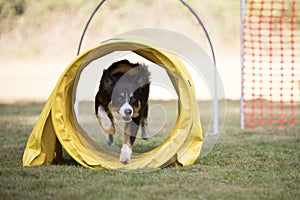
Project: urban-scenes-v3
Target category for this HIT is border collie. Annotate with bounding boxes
[95,59,151,164]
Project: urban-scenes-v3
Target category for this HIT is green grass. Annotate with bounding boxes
[1,101,299,200]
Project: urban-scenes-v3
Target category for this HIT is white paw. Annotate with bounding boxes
[120,144,132,164]
[97,106,114,133]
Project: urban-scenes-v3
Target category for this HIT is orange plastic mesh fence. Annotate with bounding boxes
[241,0,300,129]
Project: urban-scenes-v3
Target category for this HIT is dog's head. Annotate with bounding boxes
[101,63,150,122]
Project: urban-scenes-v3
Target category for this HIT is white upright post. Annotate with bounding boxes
[213,63,218,134]
[240,0,246,129]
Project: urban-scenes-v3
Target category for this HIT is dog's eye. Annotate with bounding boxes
[116,96,123,101]
[112,96,123,104]
[130,96,136,101]
[130,97,138,105]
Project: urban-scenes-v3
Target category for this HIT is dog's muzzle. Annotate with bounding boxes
[119,103,133,122]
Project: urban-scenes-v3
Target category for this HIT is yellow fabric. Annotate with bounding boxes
[22,39,203,170]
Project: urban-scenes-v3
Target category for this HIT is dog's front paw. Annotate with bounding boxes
[97,106,115,134]
[120,144,132,164]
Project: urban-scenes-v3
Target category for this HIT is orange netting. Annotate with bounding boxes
[241,0,300,129]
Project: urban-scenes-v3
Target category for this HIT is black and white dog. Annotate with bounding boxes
[95,59,150,164]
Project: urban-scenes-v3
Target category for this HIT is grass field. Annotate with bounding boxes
[0,100,299,200]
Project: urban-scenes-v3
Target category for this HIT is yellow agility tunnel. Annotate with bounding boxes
[22,38,203,170]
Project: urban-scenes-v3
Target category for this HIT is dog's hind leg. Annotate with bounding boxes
[141,117,150,140]
[141,104,150,140]
[105,134,114,145]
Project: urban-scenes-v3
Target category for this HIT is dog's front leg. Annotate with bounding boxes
[120,134,132,165]
[120,120,139,164]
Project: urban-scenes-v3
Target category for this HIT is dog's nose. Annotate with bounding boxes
[124,108,132,116]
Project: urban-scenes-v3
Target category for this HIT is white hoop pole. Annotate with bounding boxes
[179,0,218,135]
[240,0,246,129]
[213,62,218,134]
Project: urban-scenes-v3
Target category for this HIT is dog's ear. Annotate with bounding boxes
[102,69,116,91]
[136,65,151,86]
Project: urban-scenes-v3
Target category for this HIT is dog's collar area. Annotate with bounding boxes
[122,117,132,123]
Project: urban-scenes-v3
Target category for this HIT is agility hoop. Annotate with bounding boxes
[77,0,219,135]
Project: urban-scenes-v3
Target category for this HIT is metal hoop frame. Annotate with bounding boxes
[76,0,219,135]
